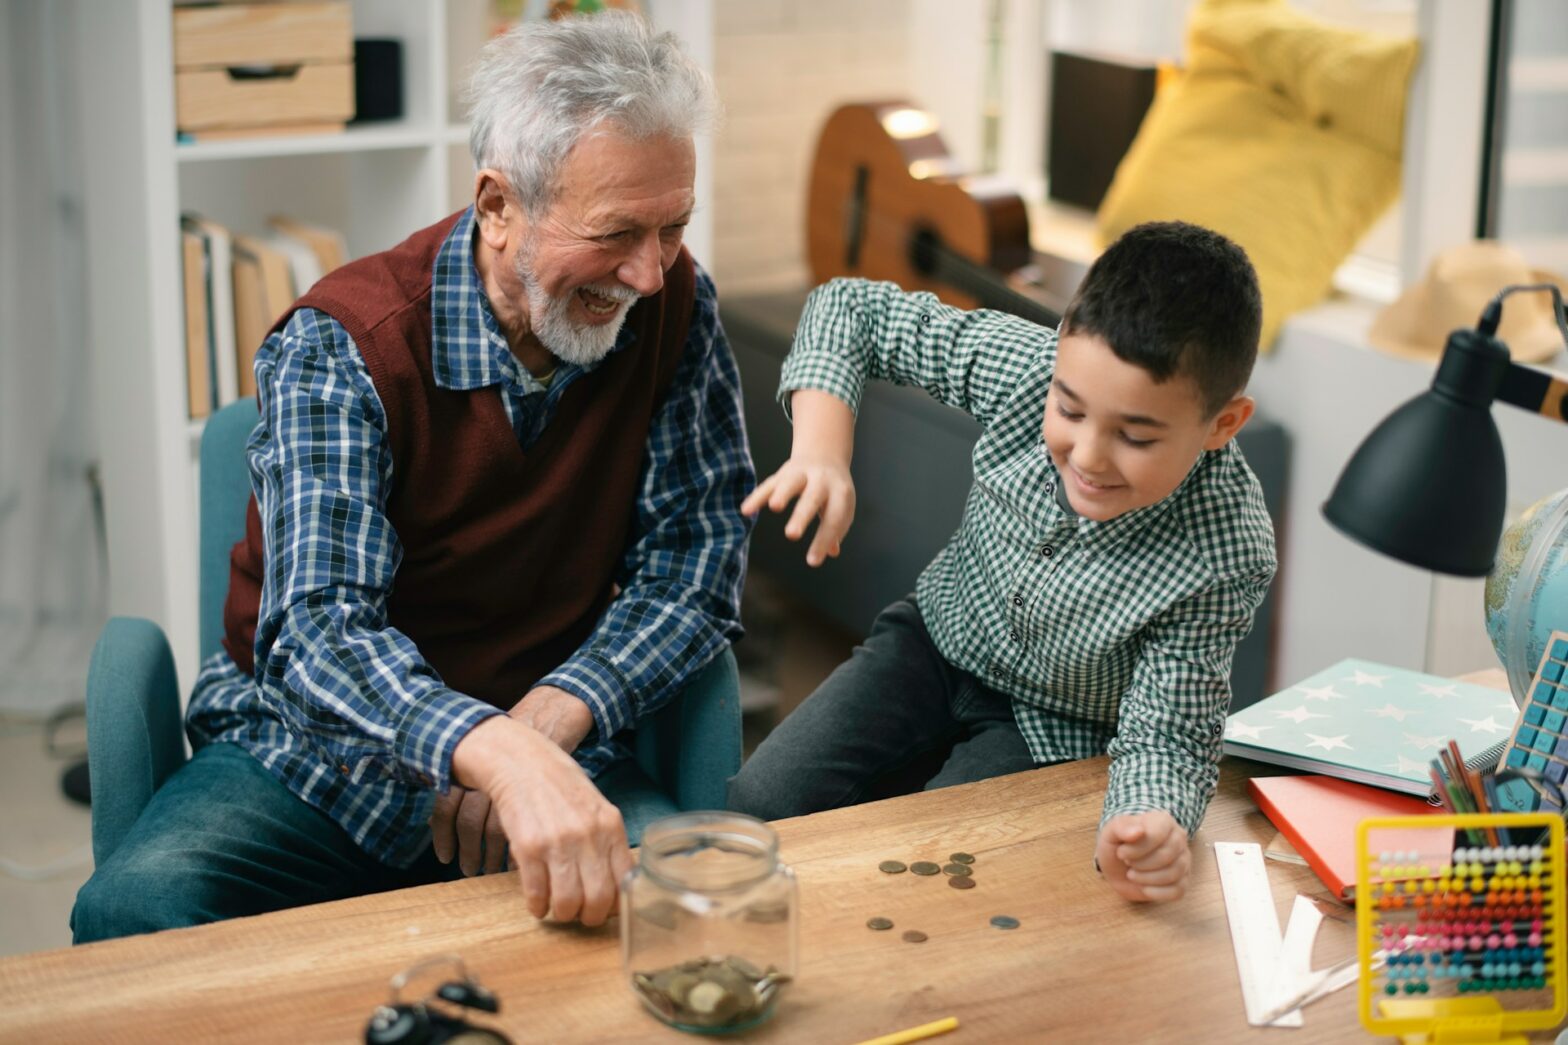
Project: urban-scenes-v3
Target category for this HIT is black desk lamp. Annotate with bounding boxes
[1323,284,1568,576]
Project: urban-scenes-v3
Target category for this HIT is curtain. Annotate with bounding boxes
[0,0,103,717]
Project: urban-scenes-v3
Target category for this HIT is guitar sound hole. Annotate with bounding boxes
[910,228,942,278]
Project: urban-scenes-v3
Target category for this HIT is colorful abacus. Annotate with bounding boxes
[1357,814,1566,1042]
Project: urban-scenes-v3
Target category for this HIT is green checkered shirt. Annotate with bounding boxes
[779,279,1277,834]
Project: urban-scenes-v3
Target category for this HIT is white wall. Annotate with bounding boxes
[709,0,913,293]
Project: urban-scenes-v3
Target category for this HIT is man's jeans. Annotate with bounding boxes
[71,740,668,943]
[727,598,1040,821]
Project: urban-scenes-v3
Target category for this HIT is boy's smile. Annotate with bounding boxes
[1042,332,1255,522]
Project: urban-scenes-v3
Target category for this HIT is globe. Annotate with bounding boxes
[1485,487,1568,705]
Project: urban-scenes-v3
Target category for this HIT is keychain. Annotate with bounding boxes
[364,954,513,1045]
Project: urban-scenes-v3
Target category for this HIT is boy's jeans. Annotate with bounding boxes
[727,598,1040,821]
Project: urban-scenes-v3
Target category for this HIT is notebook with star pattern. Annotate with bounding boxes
[1222,658,1519,797]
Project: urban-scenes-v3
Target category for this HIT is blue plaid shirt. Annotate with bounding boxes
[187,211,754,867]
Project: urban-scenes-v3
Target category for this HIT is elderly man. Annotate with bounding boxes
[72,11,751,941]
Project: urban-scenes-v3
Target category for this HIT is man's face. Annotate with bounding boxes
[513,130,696,365]
[1042,331,1226,522]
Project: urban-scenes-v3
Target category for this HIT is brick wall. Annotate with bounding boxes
[710,0,913,294]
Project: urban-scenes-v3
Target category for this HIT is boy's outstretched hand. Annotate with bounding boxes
[1095,810,1190,903]
[741,389,857,568]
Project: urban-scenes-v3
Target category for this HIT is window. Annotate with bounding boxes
[1485,0,1568,273]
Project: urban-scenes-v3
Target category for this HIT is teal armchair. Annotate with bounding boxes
[86,398,742,865]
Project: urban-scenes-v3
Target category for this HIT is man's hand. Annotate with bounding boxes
[430,783,508,876]
[429,687,597,876]
[1095,810,1190,903]
[445,715,634,925]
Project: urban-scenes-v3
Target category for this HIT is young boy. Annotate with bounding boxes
[729,221,1277,903]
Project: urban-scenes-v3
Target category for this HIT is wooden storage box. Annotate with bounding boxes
[173,2,354,138]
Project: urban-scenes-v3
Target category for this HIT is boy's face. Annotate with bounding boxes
[1042,332,1254,522]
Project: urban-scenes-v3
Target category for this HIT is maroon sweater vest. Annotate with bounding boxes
[221,212,695,710]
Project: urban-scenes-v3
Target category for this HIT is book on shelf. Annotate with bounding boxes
[180,213,238,410]
[180,227,212,419]
[1222,657,1517,799]
[230,234,296,398]
[267,232,322,301]
[1248,774,1447,900]
[268,215,347,276]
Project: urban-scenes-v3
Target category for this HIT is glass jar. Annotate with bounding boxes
[621,812,797,1033]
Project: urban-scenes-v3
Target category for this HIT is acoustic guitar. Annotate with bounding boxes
[805,101,1063,329]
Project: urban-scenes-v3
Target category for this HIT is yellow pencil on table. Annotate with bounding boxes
[850,1016,960,1045]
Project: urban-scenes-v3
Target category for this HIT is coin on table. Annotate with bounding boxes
[878,860,908,874]
[901,930,928,943]
[942,862,972,877]
[948,874,976,890]
[910,861,942,876]
[950,852,976,865]
[866,916,895,931]
[990,915,1020,930]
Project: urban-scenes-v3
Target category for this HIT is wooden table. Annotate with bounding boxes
[1,755,1404,1044]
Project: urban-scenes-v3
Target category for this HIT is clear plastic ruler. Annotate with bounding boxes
[1215,841,1304,1028]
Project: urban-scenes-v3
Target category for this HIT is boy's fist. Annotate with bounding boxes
[1095,810,1190,903]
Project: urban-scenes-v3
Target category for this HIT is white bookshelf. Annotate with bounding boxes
[75,0,713,696]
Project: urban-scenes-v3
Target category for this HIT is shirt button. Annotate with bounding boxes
[1039,544,1055,559]
[1011,629,1023,643]
[1011,593,1024,607]
[338,762,351,776]
[920,312,932,325]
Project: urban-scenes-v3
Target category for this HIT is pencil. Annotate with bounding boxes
[1483,775,1512,846]
[1464,758,1500,846]
[850,1017,960,1045]
[1429,766,1455,813]
[1445,741,1485,846]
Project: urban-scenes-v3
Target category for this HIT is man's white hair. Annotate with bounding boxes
[464,10,719,216]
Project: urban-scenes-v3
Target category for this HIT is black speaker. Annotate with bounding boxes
[1047,50,1160,211]
[353,38,404,123]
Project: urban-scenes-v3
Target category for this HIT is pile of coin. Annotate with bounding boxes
[880,852,977,886]
[631,955,791,1030]
[867,851,1020,935]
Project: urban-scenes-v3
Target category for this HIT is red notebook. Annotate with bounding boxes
[1247,775,1448,900]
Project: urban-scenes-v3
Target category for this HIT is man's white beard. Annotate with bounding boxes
[515,243,640,367]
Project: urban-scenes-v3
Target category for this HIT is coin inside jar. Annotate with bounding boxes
[941,862,972,877]
[948,874,976,890]
[901,930,928,943]
[909,861,942,876]
[866,916,894,930]
[950,852,976,864]
[878,860,908,874]
[990,915,1020,930]
[631,955,791,1030]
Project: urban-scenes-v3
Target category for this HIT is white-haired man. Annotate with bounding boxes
[73,11,752,941]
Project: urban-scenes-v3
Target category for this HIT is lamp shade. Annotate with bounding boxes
[1323,389,1506,576]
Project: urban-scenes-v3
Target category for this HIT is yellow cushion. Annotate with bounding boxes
[1095,0,1419,349]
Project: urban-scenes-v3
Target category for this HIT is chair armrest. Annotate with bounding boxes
[85,617,189,865]
[633,646,742,812]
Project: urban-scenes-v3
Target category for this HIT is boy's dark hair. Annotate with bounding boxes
[1060,221,1262,417]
